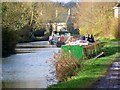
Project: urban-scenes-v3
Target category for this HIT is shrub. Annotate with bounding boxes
[53,52,81,81]
[18,25,35,42]
[2,27,18,57]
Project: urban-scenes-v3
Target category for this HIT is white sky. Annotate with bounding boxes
[1,0,118,2]
[51,0,77,3]
[1,0,78,2]
[51,0,72,3]
[51,0,118,3]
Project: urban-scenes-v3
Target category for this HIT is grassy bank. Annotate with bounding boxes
[48,41,120,88]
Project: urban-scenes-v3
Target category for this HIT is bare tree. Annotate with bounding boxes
[73,2,117,39]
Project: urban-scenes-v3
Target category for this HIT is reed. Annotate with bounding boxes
[53,52,81,81]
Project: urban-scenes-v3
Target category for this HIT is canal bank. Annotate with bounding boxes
[48,41,120,88]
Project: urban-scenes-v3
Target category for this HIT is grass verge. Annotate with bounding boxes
[48,41,120,88]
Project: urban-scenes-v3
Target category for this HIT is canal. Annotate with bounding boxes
[2,41,60,88]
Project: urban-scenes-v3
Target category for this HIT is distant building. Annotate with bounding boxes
[113,3,120,18]
[51,9,73,32]
[36,8,74,36]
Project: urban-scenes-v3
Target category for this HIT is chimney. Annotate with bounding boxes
[68,9,71,16]
[56,9,58,17]
[40,10,43,15]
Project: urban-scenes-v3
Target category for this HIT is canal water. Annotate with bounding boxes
[2,41,60,88]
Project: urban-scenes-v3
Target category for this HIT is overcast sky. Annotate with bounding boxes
[51,0,70,3]
[51,0,79,3]
[1,0,118,2]
[51,0,119,3]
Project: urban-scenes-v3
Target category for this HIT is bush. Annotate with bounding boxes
[53,52,81,81]
[2,27,18,57]
[18,25,35,43]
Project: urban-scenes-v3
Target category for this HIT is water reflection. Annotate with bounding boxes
[2,48,60,88]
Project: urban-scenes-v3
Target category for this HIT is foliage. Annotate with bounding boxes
[74,2,117,39]
[2,2,67,56]
[2,2,34,43]
[2,2,67,38]
[18,24,35,42]
[28,2,67,31]
[2,2,33,56]
[48,41,120,88]
[2,2,33,31]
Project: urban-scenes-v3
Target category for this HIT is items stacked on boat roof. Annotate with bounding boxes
[65,34,95,46]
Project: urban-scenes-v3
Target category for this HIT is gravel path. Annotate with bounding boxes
[94,57,120,89]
